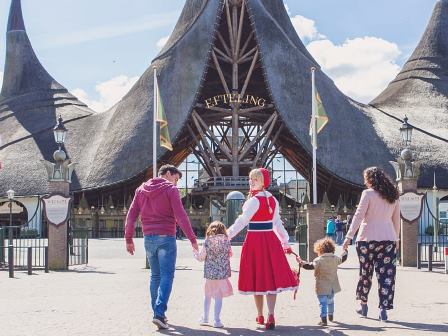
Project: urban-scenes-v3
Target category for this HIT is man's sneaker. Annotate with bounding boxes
[213,320,224,328]
[199,317,209,326]
[328,314,334,322]
[318,316,327,326]
[152,316,169,330]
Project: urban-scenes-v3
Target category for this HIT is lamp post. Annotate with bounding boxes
[389,115,422,267]
[41,115,76,270]
[400,116,413,148]
[390,115,420,179]
[7,189,14,245]
[53,115,68,150]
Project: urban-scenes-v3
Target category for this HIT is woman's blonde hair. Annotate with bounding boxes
[314,237,335,256]
[206,221,227,237]
[249,168,264,184]
[248,168,272,214]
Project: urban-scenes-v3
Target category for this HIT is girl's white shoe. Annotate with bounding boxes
[213,320,224,328]
[199,317,209,326]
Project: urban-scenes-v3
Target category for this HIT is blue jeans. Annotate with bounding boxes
[317,292,335,317]
[144,235,177,318]
[336,231,344,245]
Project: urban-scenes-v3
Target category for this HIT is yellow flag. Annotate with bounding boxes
[156,82,173,151]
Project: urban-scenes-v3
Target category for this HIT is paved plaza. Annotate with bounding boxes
[1,239,447,336]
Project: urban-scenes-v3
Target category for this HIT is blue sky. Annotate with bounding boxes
[0,0,439,109]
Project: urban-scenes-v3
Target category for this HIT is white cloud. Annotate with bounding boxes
[290,15,325,42]
[284,6,401,103]
[284,3,291,16]
[72,75,139,112]
[156,36,169,49]
[307,37,401,102]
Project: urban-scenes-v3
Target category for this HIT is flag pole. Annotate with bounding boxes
[311,67,317,205]
[153,68,157,179]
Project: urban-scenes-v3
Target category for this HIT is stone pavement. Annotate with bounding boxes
[1,238,447,336]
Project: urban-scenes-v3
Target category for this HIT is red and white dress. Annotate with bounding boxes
[227,191,298,295]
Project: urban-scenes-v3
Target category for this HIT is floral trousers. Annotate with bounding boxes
[356,241,397,310]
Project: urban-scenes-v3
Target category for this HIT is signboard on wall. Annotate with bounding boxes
[42,194,72,226]
[399,192,425,222]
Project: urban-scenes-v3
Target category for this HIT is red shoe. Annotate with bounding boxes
[256,315,264,325]
[265,314,275,330]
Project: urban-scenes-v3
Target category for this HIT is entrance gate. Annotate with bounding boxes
[67,208,89,266]
[418,193,447,268]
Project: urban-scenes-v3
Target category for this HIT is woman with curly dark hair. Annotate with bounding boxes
[342,167,400,322]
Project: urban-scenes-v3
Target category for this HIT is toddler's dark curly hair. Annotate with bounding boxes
[314,237,335,256]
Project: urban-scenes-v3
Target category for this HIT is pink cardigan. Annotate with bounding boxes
[346,189,400,242]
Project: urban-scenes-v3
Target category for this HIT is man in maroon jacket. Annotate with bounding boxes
[125,164,198,329]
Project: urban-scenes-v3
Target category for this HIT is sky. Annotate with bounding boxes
[0,0,439,111]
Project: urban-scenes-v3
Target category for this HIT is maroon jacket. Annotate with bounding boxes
[124,178,197,244]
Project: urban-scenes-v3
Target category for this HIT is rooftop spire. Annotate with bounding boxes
[1,0,67,100]
[7,0,25,32]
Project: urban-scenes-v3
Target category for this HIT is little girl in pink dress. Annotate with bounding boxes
[194,221,233,328]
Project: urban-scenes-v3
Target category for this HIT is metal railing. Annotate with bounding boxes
[0,226,48,271]
[90,227,143,239]
[194,176,280,189]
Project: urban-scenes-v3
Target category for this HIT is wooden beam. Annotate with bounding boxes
[187,124,217,177]
[238,113,277,161]
[225,0,235,55]
[191,114,223,176]
[213,47,232,63]
[252,116,277,168]
[217,31,231,57]
[211,51,231,95]
[239,31,254,58]
[192,111,233,161]
[240,50,259,99]
[261,124,283,165]
[235,0,245,57]
[238,46,257,63]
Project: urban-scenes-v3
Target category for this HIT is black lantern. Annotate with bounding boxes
[53,115,67,148]
[400,116,413,147]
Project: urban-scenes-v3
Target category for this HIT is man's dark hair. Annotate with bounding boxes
[158,164,182,178]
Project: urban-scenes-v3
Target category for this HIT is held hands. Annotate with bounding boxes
[342,237,351,251]
[284,247,293,255]
[191,241,199,252]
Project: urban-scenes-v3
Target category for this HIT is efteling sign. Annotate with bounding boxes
[205,93,267,109]
[399,192,425,222]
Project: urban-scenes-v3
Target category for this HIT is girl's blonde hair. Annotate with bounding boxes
[206,221,227,237]
[313,237,335,256]
[248,168,272,214]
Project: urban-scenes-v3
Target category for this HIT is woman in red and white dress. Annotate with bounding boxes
[227,168,298,330]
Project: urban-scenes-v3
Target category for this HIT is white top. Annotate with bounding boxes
[346,189,401,242]
[227,191,290,248]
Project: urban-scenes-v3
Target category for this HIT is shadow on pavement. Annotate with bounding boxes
[67,266,116,274]
[156,323,382,335]
[382,320,448,333]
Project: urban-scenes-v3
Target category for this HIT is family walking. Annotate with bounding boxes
[124,165,400,330]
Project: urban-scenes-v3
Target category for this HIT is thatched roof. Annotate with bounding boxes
[370,0,448,188]
[0,0,93,196]
[1,0,447,198]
